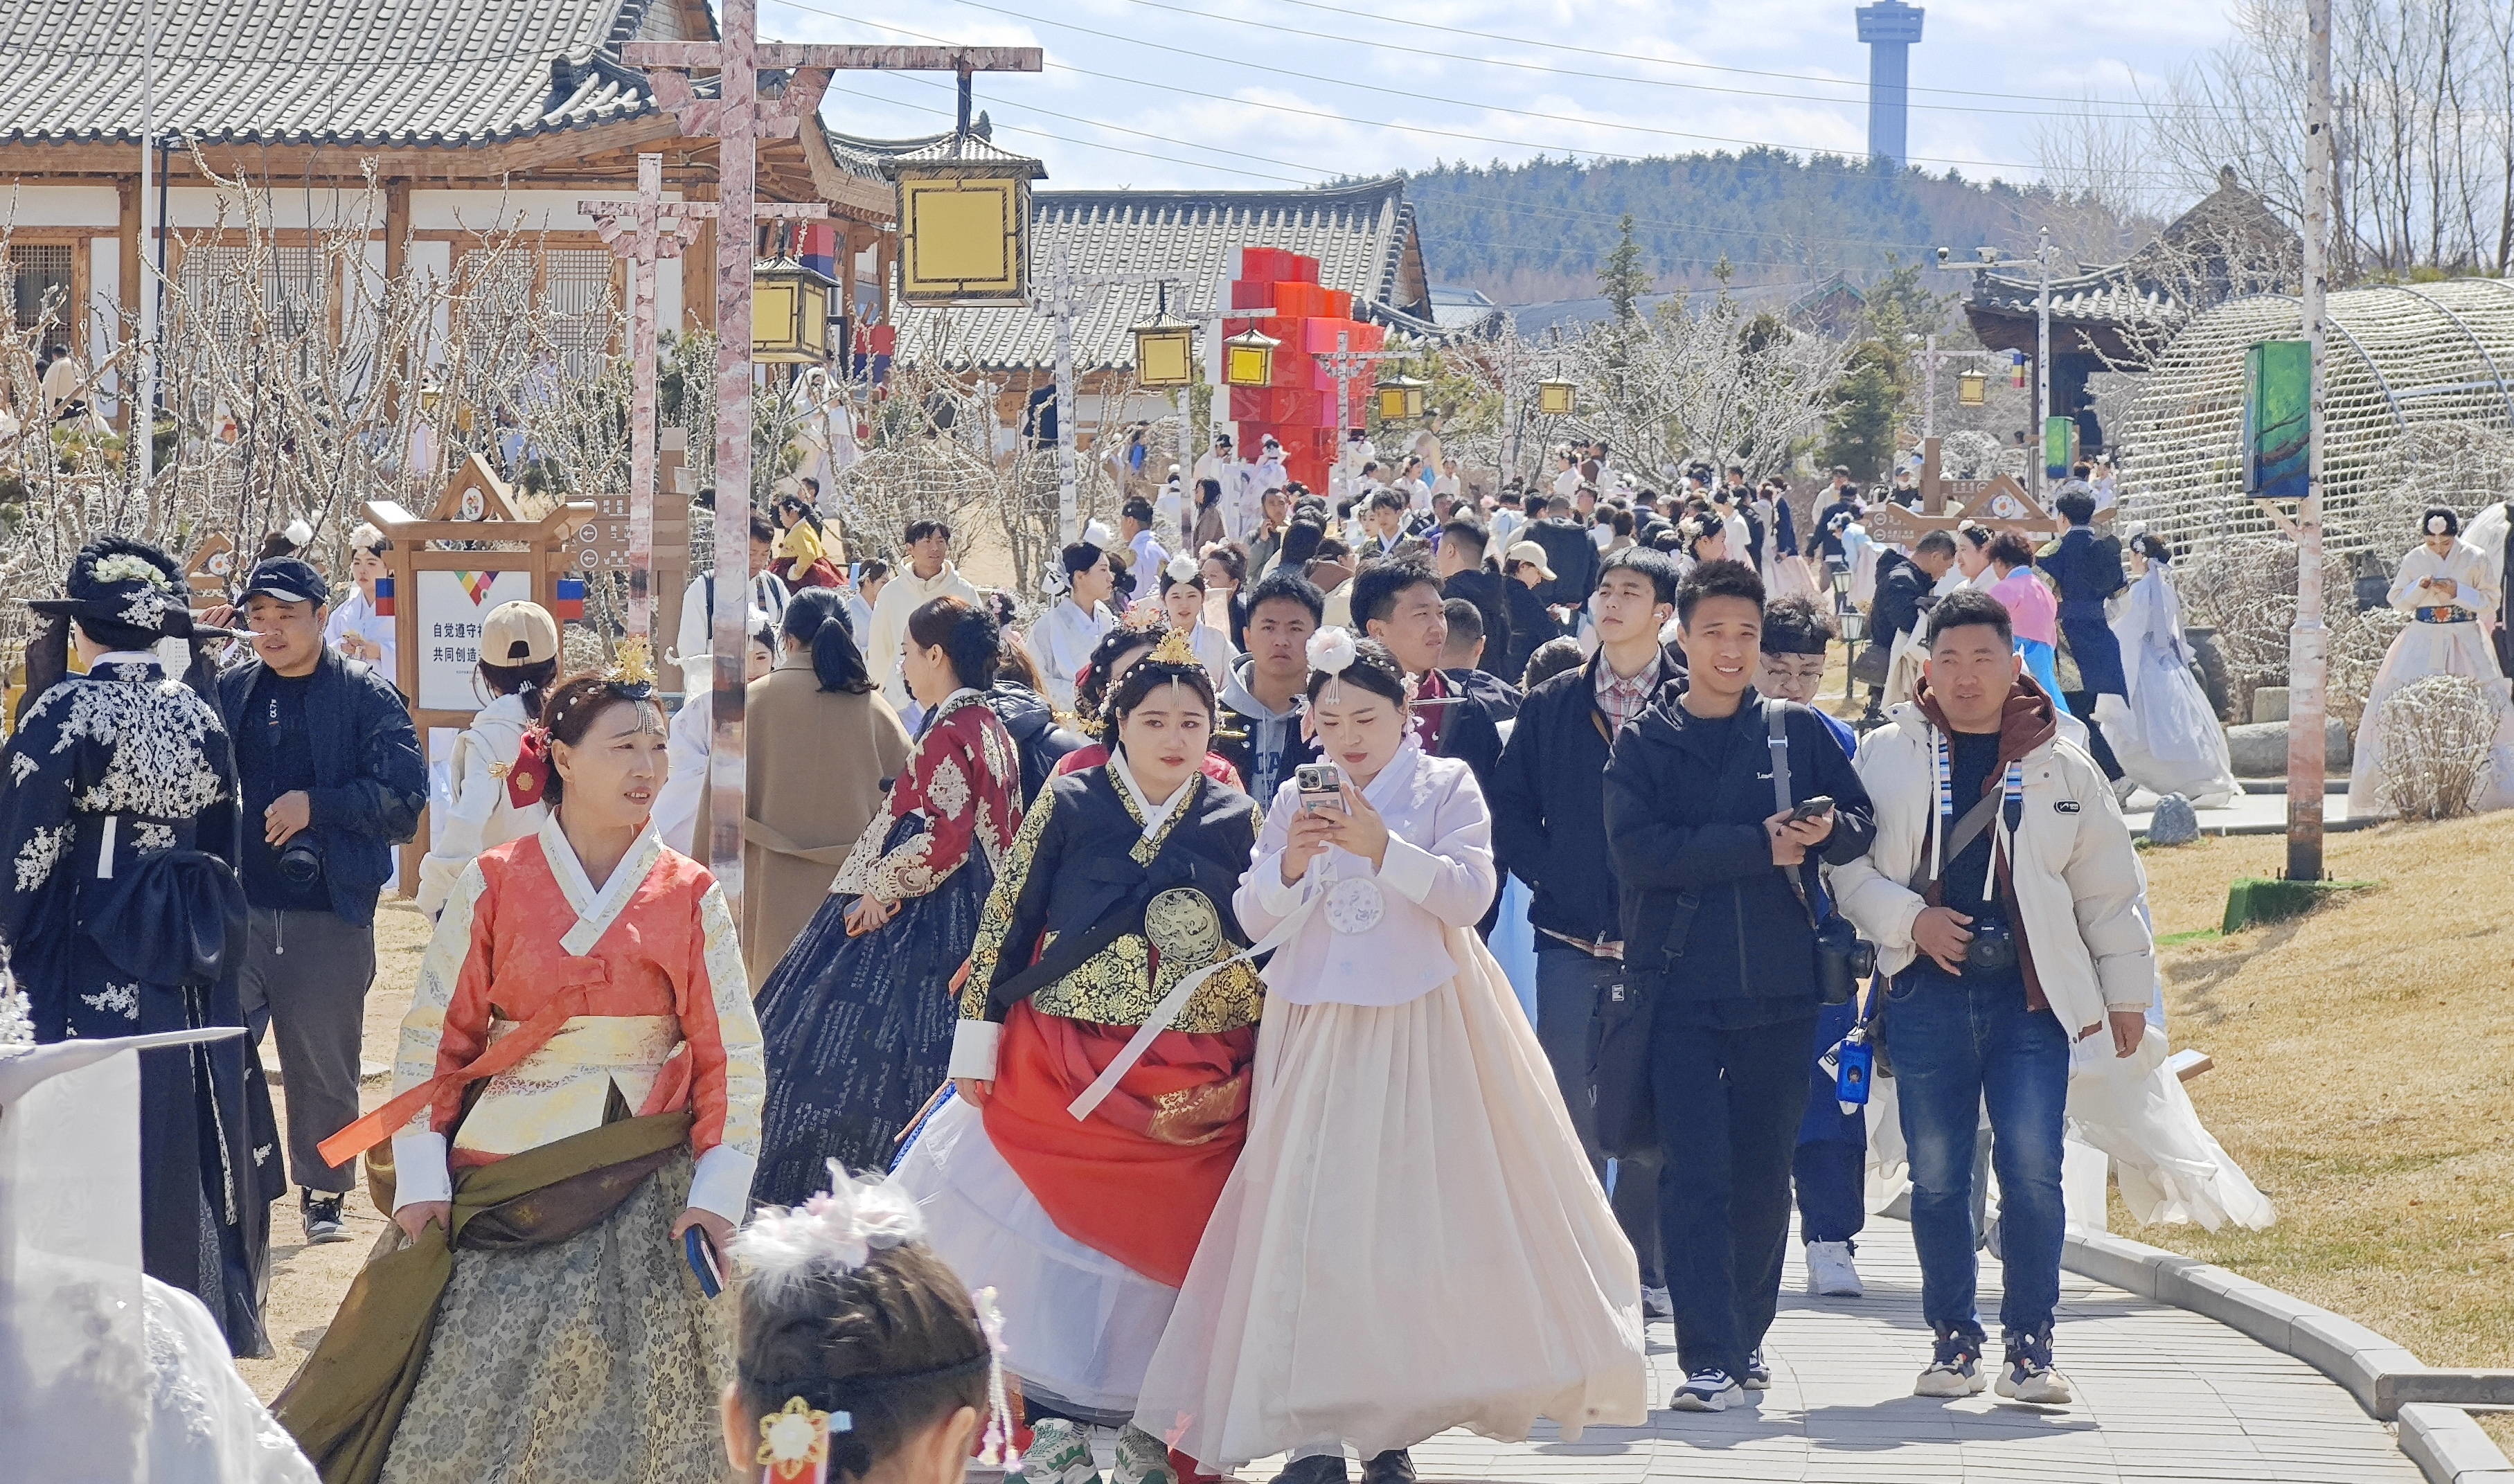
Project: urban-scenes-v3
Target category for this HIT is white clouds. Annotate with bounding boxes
[774,0,2235,191]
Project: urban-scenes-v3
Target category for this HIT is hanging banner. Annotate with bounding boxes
[415,568,536,710]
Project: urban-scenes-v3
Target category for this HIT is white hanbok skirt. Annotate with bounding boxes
[893,1097,1177,1422]
[2110,634,2240,805]
[1135,927,1648,1469]
[2344,617,2514,818]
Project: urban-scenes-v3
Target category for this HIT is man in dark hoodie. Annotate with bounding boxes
[1212,567,1323,804]
[1603,559,1875,1414]
[1492,546,1684,1320]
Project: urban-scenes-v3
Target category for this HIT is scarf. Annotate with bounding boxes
[1912,673,2060,1010]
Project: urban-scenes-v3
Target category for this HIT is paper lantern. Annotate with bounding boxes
[1222,327,1280,388]
[750,256,836,364]
[1375,373,1427,421]
[1536,377,1577,416]
[1130,303,1196,389]
[883,132,1046,307]
[1956,369,1988,406]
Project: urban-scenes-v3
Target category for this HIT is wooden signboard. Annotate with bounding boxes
[182,534,238,609]
[362,485,597,892]
[1864,473,2059,546]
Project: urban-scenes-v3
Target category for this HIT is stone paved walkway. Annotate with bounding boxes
[1168,1217,2423,1484]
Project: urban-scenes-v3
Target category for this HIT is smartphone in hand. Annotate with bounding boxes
[1295,762,1346,814]
[1788,795,1836,823]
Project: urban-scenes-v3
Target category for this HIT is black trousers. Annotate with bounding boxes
[1648,1007,1817,1379]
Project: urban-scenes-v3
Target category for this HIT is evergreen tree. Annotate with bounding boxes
[1598,214,1647,322]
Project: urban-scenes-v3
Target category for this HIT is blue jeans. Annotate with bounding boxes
[1885,960,2070,1342]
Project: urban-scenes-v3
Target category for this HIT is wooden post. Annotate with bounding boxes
[622,29,1040,913]
[1920,435,1943,515]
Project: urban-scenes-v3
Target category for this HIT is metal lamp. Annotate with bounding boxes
[751,256,837,364]
[883,131,1046,307]
[1222,327,1280,388]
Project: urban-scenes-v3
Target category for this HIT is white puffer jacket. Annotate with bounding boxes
[416,692,546,917]
[1830,701,2155,1038]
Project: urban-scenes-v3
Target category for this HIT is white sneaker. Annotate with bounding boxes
[1805,1240,1863,1297]
[1914,1333,1988,1398]
[1024,1420,1102,1484]
[1669,1368,1745,1412]
[1112,1424,1178,1484]
[1994,1334,2075,1404]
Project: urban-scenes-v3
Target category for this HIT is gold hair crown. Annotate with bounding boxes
[1148,625,1200,670]
[609,635,657,689]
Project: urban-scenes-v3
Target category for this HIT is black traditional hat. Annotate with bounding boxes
[26,537,239,641]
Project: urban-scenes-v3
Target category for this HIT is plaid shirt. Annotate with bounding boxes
[1593,651,1662,736]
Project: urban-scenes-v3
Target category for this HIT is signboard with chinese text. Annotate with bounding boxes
[414,569,535,710]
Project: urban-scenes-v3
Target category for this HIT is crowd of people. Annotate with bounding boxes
[8,436,2387,1484]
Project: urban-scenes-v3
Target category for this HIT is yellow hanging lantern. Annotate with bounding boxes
[1222,327,1280,388]
[1129,293,1196,389]
[1956,368,1988,407]
[1375,373,1427,422]
[883,130,1046,307]
[1536,377,1577,416]
[750,256,837,364]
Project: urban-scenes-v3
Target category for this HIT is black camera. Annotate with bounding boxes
[278,834,324,886]
[1811,913,1876,1005]
[1964,913,2017,974]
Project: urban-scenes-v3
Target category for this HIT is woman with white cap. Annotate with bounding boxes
[1501,540,1563,683]
[416,601,560,918]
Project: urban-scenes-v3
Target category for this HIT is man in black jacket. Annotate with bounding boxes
[1863,530,1956,712]
[1434,516,1510,677]
[1808,469,1862,569]
[1492,548,1683,1318]
[1603,559,1875,1413]
[218,558,427,1243]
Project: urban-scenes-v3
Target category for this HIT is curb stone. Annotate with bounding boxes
[2065,1231,2514,1484]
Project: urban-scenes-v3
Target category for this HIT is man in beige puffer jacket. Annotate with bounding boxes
[1831,588,2155,1411]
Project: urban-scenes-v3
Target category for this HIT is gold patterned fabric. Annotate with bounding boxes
[962,782,1263,1036]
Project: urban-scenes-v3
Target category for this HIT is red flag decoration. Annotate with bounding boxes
[373,574,395,617]
[553,575,586,621]
[505,728,552,810]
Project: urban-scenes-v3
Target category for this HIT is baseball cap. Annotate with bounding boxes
[1505,541,1557,583]
[239,557,329,608]
[480,600,560,666]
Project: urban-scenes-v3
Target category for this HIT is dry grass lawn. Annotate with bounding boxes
[2129,814,2514,1446]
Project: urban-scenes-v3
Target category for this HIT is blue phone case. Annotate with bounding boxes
[685,1226,723,1297]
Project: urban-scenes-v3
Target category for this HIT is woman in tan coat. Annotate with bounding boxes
[742,587,913,983]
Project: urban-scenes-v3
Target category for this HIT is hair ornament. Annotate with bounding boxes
[282,517,314,549]
[733,1161,927,1302]
[1166,551,1200,584]
[972,1288,1017,1469]
[757,1395,848,1484]
[1148,625,1202,670]
[1306,626,1359,677]
[504,728,552,810]
[607,635,657,696]
[2427,512,2452,535]
[1120,602,1164,634]
[1080,519,1116,553]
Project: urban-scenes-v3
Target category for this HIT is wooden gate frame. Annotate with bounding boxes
[361,493,596,892]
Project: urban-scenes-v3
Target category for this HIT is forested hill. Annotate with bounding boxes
[1402,149,2087,305]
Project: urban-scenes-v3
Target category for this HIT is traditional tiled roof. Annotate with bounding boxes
[0,0,671,147]
[824,119,989,183]
[894,176,1435,373]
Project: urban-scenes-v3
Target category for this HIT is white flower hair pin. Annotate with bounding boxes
[2427,512,2452,535]
[1306,626,1359,676]
[1165,552,1200,584]
[1080,519,1116,551]
[733,1161,926,1298]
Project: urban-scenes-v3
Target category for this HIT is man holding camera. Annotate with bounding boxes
[1831,589,2156,1406]
[220,557,427,1244]
[1602,560,1874,1413]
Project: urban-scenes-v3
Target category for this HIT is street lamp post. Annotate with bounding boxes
[1033,263,1196,546]
[1942,232,2059,501]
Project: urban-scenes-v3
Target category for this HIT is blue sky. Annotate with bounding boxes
[767,0,2238,193]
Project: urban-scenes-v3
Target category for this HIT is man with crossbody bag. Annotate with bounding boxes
[1830,589,2157,1406]
[1602,560,1875,1413]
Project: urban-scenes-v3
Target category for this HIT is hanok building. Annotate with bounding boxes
[891,175,1439,453]
[1961,168,2300,452]
[0,0,927,420]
